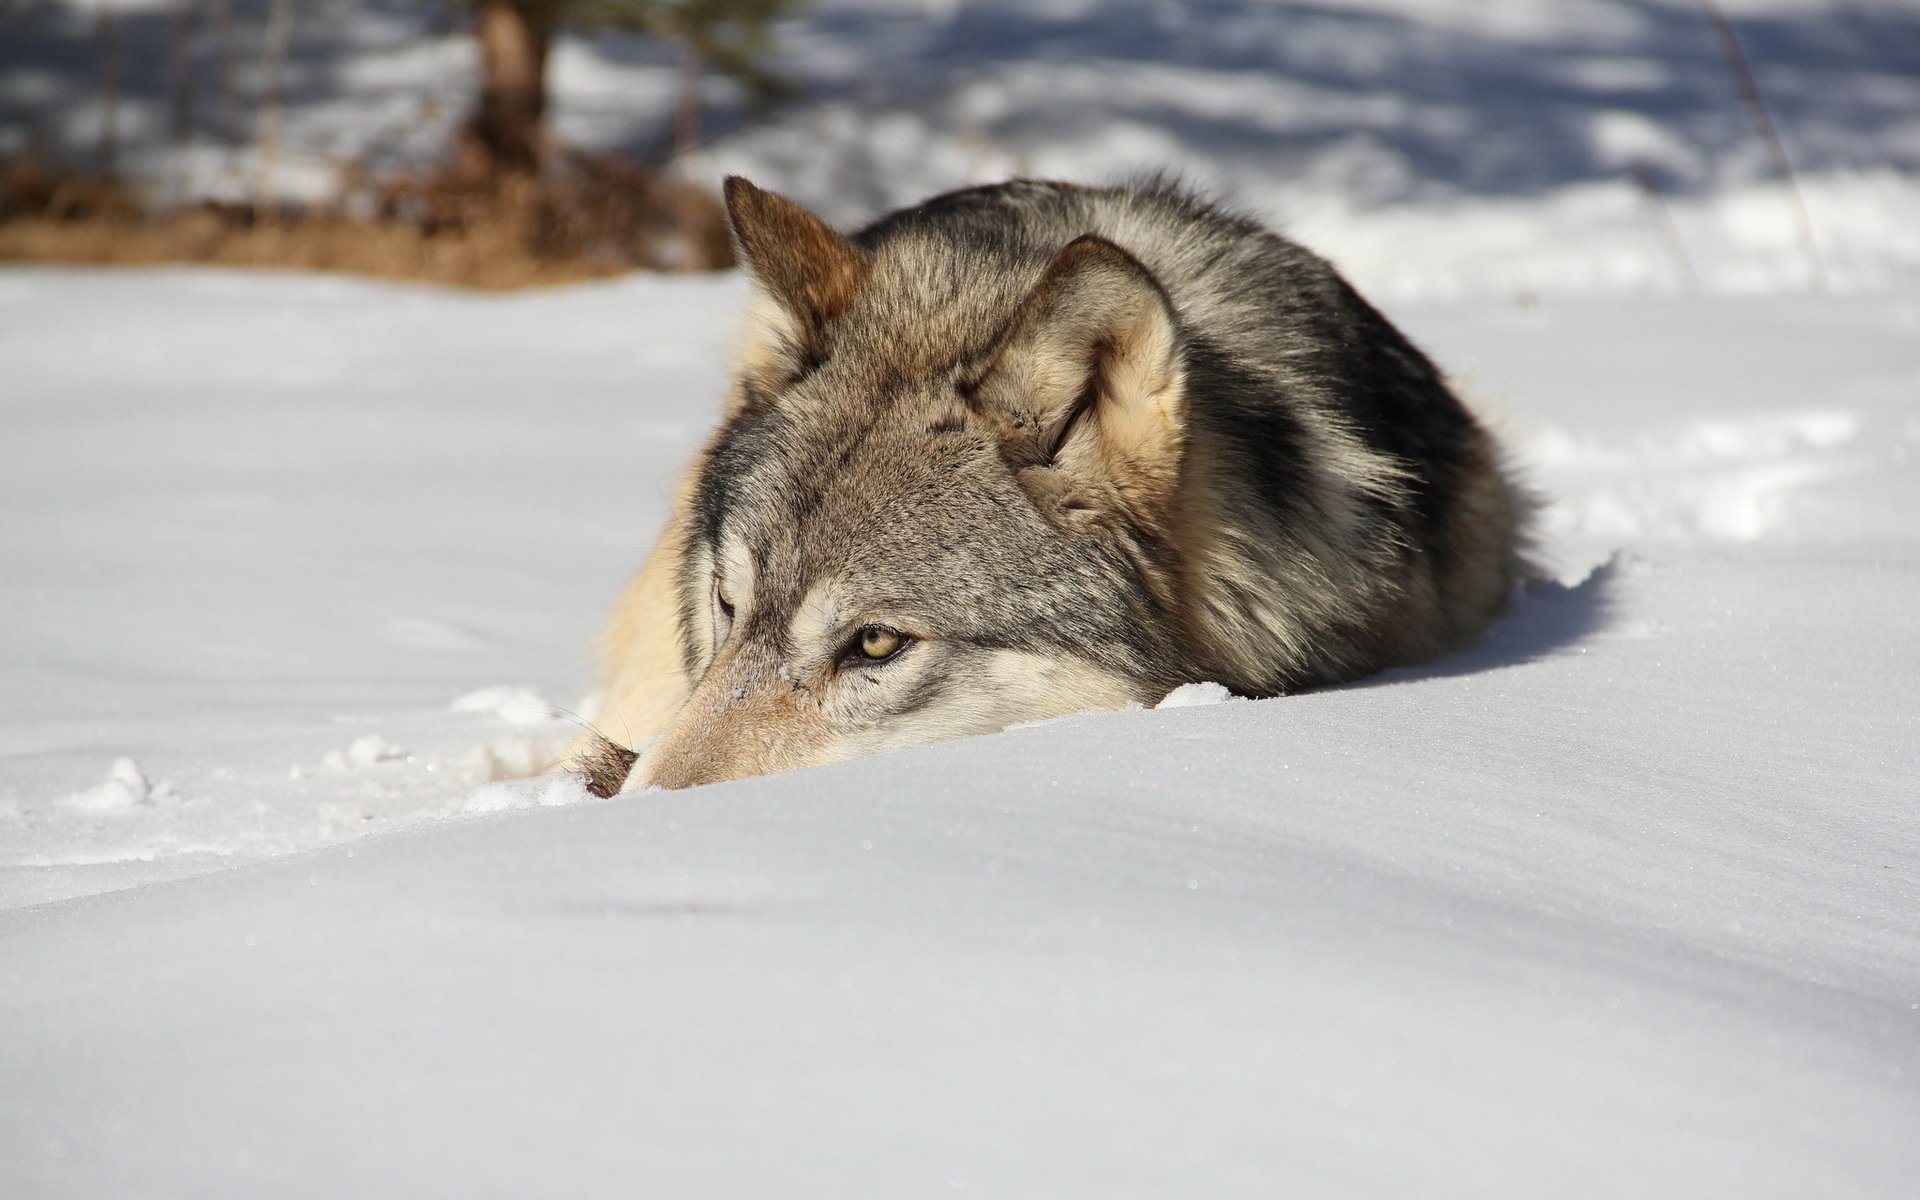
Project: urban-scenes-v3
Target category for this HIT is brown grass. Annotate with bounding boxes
[0,154,735,290]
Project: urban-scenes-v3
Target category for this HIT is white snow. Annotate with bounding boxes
[0,264,739,896]
[2,262,1915,1197]
[65,756,156,813]
[458,773,598,815]
[1155,681,1239,708]
[448,684,563,727]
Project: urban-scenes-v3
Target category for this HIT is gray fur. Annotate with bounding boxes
[635,177,1532,787]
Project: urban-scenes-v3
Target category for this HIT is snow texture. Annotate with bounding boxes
[3,264,1916,1196]
[1155,680,1239,708]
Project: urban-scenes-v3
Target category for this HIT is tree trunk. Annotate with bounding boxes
[93,0,118,177]
[669,38,713,269]
[252,0,294,209]
[208,0,239,144]
[460,0,562,182]
[672,39,703,161]
[170,0,197,144]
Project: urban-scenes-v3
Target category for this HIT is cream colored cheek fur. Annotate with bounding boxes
[829,648,1144,763]
[690,534,757,665]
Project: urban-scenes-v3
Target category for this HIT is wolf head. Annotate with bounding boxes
[635,178,1194,788]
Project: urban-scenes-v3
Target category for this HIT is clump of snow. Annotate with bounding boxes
[322,734,408,773]
[457,732,570,784]
[449,686,559,727]
[459,774,597,815]
[68,758,153,813]
[1156,681,1239,708]
[348,734,405,767]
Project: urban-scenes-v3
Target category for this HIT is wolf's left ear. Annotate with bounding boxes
[975,235,1187,519]
[724,176,872,368]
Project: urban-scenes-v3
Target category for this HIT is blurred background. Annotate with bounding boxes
[3,0,1917,298]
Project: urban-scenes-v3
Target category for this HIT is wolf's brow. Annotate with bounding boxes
[780,419,878,529]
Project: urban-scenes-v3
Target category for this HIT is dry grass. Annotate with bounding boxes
[0,154,735,289]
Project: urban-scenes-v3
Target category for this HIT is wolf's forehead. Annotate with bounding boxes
[834,243,1039,369]
[726,424,966,551]
[712,424,1015,608]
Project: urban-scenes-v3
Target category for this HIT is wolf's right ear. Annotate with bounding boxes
[724,177,872,372]
[973,235,1188,523]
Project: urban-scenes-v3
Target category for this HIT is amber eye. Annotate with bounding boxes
[847,625,907,664]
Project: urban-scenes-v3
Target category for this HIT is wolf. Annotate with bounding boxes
[577,176,1530,793]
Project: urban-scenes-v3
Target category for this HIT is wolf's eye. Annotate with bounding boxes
[843,625,908,666]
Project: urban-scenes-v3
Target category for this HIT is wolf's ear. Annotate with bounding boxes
[724,176,871,369]
[974,235,1187,519]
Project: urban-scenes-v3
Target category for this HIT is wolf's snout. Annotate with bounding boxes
[634,708,738,790]
[635,698,742,789]
[635,739,720,790]
[635,653,830,789]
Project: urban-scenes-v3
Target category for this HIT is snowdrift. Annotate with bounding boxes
[2,269,1917,1194]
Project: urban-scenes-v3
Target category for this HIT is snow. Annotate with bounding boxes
[448,685,564,727]
[65,756,159,813]
[0,266,735,907]
[1155,680,1239,708]
[3,264,1917,1195]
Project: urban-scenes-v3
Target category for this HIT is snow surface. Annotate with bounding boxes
[3,264,1918,1195]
